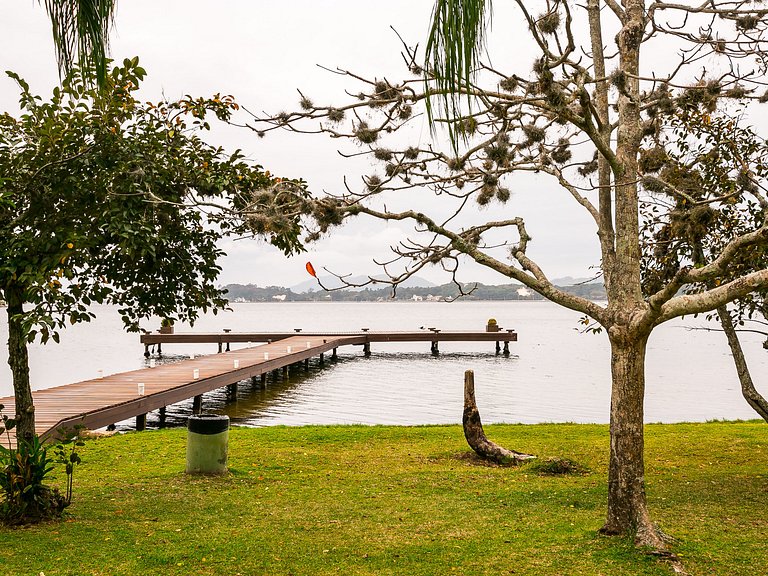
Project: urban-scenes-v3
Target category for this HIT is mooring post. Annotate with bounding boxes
[431,341,439,355]
[282,366,288,377]
[225,342,230,352]
[332,348,338,360]
[304,358,309,370]
[495,341,501,355]
[159,407,166,426]
[136,413,147,431]
[503,341,510,355]
[217,342,222,354]
[192,394,203,414]
[144,344,150,358]
[363,342,371,356]
[157,343,162,356]
[226,383,237,399]
[260,373,267,387]
[319,352,324,365]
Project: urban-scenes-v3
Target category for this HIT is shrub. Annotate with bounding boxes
[0,405,82,525]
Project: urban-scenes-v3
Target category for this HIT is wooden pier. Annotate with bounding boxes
[0,329,516,446]
[140,329,518,356]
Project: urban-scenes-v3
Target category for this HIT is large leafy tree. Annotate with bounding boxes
[246,0,768,551]
[0,58,308,443]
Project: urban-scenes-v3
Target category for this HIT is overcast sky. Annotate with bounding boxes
[2,1,602,288]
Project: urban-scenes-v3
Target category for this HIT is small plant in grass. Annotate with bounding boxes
[527,457,590,476]
[0,405,83,525]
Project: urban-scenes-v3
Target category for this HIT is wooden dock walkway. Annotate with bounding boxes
[140,329,518,355]
[1,329,516,447]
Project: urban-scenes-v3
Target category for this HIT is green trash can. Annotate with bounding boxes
[186,414,229,475]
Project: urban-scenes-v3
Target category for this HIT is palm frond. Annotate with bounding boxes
[425,0,492,148]
[42,0,117,87]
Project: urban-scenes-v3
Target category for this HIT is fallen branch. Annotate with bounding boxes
[462,370,535,464]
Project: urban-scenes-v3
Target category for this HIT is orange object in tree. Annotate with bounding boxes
[305,262,317,277]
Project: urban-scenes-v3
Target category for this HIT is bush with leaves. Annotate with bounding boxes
[0,405,82,525]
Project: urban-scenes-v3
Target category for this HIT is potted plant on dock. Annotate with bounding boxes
[159,318,175,334]
[486,318,499,332]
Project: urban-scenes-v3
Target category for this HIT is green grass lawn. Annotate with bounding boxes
[1,422,766,575]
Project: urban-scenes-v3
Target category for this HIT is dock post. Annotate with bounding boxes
[144,344,150,358]
[260,374,267,387]
[192,395,203,414]
[304,358,309,370]
[503,341,510,355]
[217,342,223,354]
[157,343,162,356]
[159,407,166,426]
[226,342,230,352]
[363,342,371,356]
[136,413,147,431]
[226,383,237,399]
[495,341,501,355]
[431,341,439,356]
[282,366,288,377]
[332,348,338,360]
[319,353,324,365]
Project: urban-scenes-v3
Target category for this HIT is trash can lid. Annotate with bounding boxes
[188,414,230,435]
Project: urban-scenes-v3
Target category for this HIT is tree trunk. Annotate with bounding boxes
[5,283,35,444]
[717,306,768,422]
[601,332,665,549]
[462,370,535,464]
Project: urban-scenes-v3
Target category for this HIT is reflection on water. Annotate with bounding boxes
[118,350,524,431]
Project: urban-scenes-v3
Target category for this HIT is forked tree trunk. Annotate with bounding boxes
[602,332,665,549]
[463,370,535,464]
[717,306,768,422]
[5,283,35,444]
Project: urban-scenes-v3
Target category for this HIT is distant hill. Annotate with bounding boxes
[222,280,606,302]
[551,276,602,285]
[290,275,436,293]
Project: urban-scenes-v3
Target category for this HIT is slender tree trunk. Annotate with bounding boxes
[717,306,768,422]
[5,283,35,444]
[602,331,665,548]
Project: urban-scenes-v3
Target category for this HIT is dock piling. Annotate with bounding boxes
[136,413,147,431]
[192,395,203,415]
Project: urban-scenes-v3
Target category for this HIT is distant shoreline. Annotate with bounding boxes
[221,281,606,303]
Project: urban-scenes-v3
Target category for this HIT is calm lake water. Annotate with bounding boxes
[0,301,766,428]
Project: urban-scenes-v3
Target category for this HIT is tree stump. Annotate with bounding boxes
[463,370,535,465]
